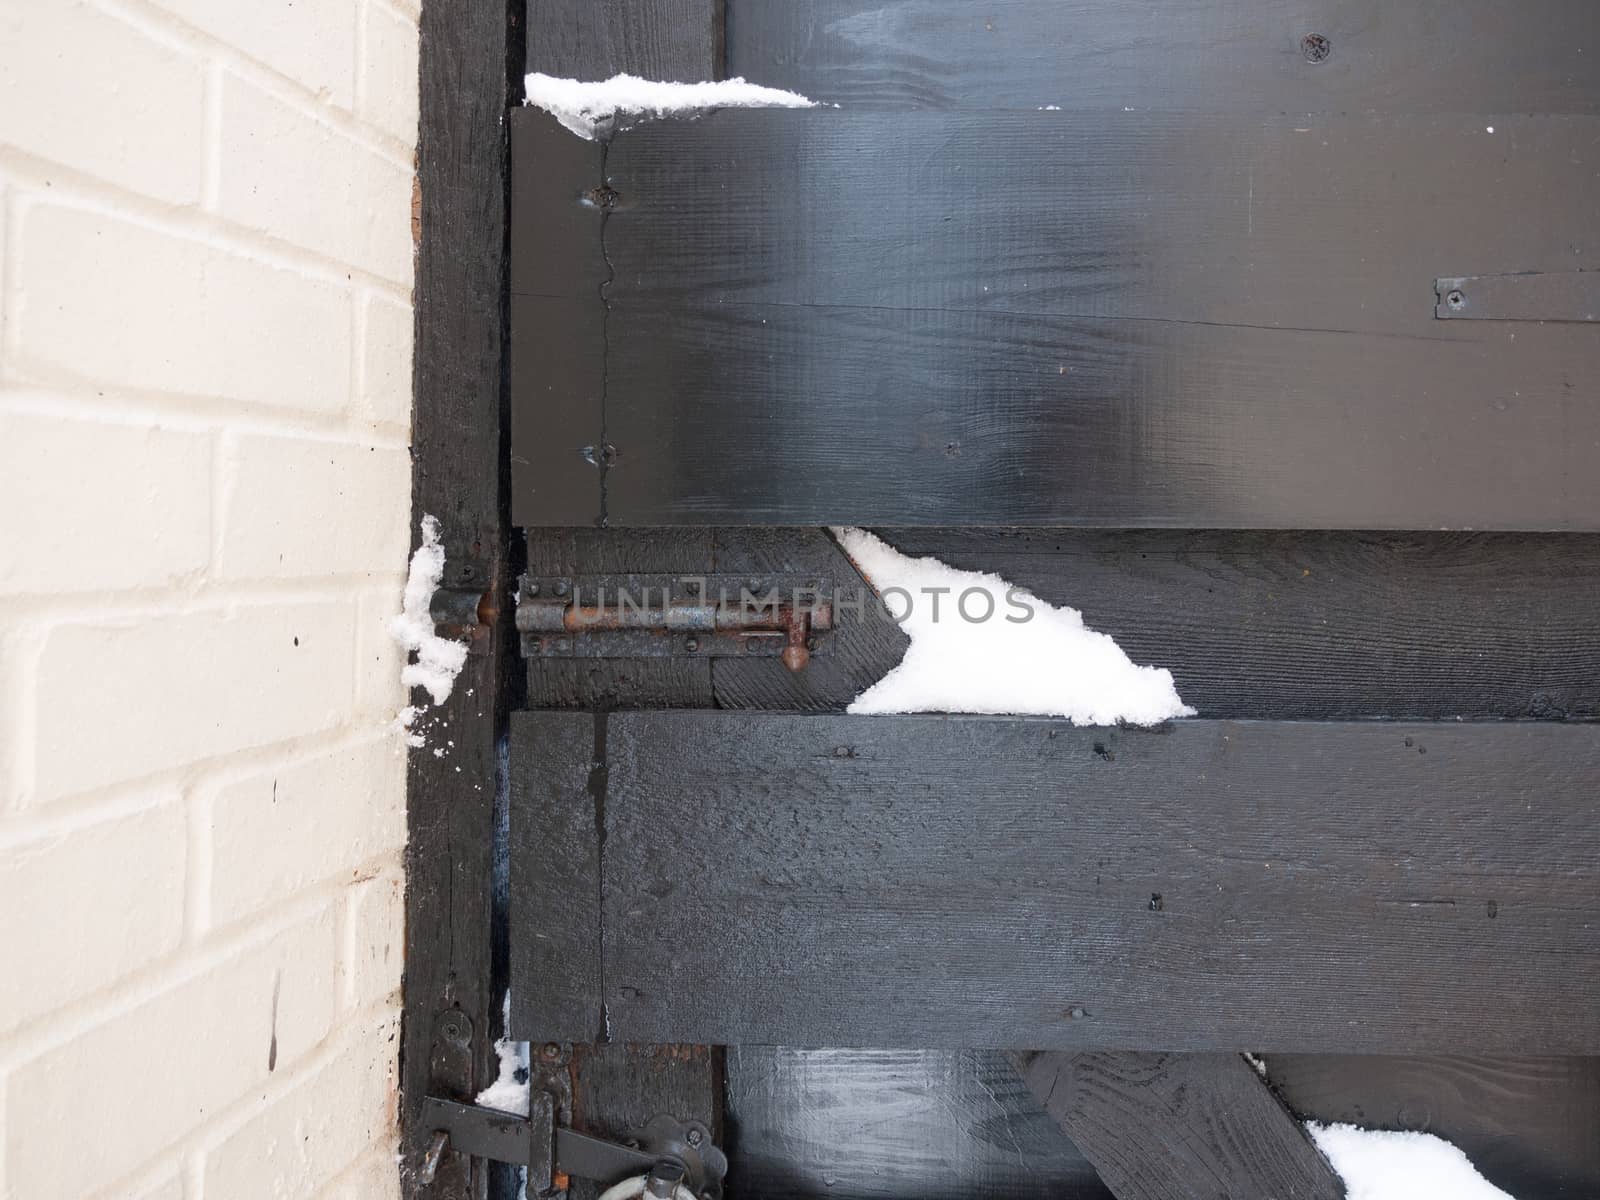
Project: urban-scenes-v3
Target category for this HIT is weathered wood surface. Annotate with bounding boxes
[510,108,1600,528]
[874,529,1600,721]
[1011,1052,1344,1200]
[528,0,722,82]
[725,1048,1600,1198]
[726,0,1600,115]
[511,712,1600,1052]
[724,1047,1111,1199]
[517,10,730,1199]
[401,0,516,1196]
[1269,1054,1600,1198]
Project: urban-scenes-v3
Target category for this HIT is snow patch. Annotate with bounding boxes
[1308,1123,1516,1200]
[390,515,469,747]
[831,528,1193,725]
[1243,1052,1268,1078]
[476,992,532,1117]
[524,71,816,139]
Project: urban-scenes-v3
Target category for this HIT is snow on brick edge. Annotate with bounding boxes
[831,528,1194,725]
[524,71,816,139]
[1307,1122,1518,1200]
[390,514,469,748]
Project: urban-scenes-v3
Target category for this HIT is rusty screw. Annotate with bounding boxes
[1301,33,1332,62]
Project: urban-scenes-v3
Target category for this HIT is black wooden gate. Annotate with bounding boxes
[404,2,1600,1197]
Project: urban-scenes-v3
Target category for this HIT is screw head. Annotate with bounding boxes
[1446,288,1467,311]
[686,1128,704,1148]
[525,580,540,596]
[685,637,700,653]
[553,579,570,597]
[1301,32,1332,62]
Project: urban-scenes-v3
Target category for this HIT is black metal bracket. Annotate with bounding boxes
[516,573,835,672]
[417,1096,727,1198]
[1435,271,1598,322]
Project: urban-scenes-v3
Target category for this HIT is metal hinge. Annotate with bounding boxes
[515,574,835,672]
[418,1095,727,1198]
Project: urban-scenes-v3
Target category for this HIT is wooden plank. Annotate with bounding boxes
[1012,1052,1343,1200]
[872,529,1600,721]
[511,712,1600,1052]
[528,0,722,82]
[1268,1055,1600,1198]
[401,0,516,1196]
[726,0,1600,115]
[509,711,603,1041]
[724,1047,1112,1199]
[510,108,1600,528]
[518,10,729,1200]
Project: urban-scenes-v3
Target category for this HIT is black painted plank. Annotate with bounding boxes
[509,711,603,1041]
[727,0,1600,115]
[1268,1055,1600,1198]
[600,112,1596,338]
[528,0,722,82]
[512,712,1600,1052]
[872,529,1600,721]
[1011,1051,1343,1200]
[511,108,1600,528]
[402,0,515,1196]
[725,1047,1112,1200]
[518,11,729,1200]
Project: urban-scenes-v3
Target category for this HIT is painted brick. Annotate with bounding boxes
[318,1143,402,1200]
[0,0,204,204]
[32,602,355,803]
[0,799,186,1033]
[207,739,405,928]
[149,0,356,108]
[10,203,351,412]
[217,74,413,283]
[203,1011,399,1199]
[360,0,420,144]
[355,585,409,720]
[342,871,404,1009]
[3,909,337,1196]
[360,292,414,430]
[0,412,210,595]
[216,435,411,581]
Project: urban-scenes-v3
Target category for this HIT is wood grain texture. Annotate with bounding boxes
[517,10,729,1195]
[511,712,1600,1052]
[1268,1055,1600,1198]
[510,108,1600,528]
[527,0,722,82]
[509,711,603,1041]
[726,0,1600,114]
[874,529,1600,720]
[1011,1051,1343,1200]
[402,0,515,1196]
[725,1046,1111,1199]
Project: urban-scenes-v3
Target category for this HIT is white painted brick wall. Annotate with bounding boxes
[0,0,416,1195]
